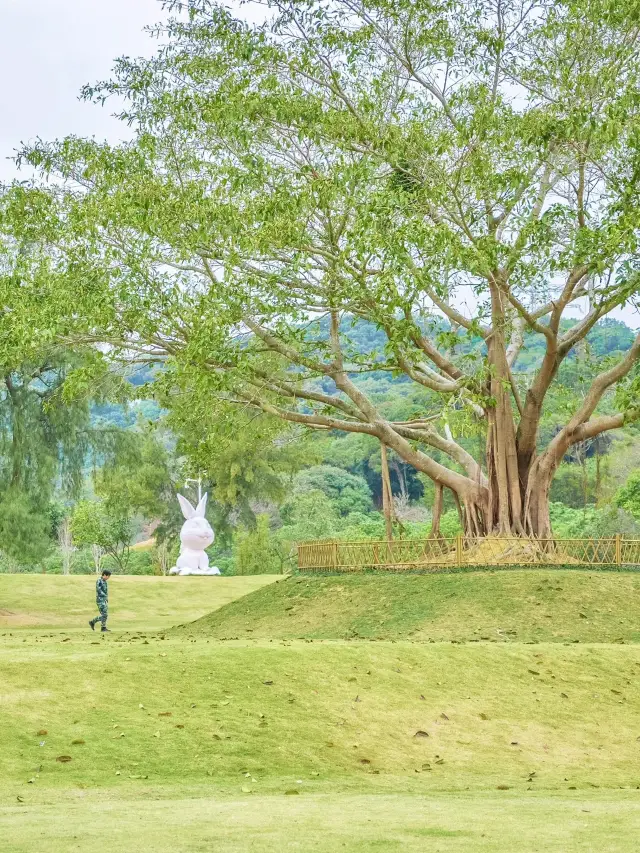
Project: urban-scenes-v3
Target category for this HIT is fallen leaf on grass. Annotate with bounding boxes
[37,730,48,736]
[496,785,510,790]
[284,789,300,795]
[479,713,489,720]
[359,758,371,765]
[440,713,450,720]
[158,712,172,717]
[528,670,540,676]
[414,730,430,738]
[175,724,184,729]
[560,693,569,699]
[241,786,252,793]
[56,756,72,763]
[263,680,274,686]
[71,739,85,745]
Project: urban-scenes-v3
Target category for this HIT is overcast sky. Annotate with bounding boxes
[0,0,167,180]
[1,0,637,328]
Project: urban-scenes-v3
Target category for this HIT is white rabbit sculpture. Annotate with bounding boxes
[169,492,220,576]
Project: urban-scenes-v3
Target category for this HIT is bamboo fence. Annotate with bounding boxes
[297,534,640,572]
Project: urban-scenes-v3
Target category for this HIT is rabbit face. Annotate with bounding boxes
[177,492,215,551]
[181,515,214,550]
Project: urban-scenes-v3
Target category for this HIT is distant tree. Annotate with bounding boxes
[279,490,341,542]
[71,500,132,572]
[95,426,175,520]
[0,356,97,562]
[0,491,52,565]
[91,543,105,576]
[158,383,314,533]
[615,472,640,522]
[233,514,281,575]
[288,465,373,517]
[57,516,73,576]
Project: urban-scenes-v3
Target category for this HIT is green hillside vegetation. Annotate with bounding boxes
[0,315,639,577]
[186,570,640,644]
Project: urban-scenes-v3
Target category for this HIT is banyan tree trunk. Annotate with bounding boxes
[484,333,526,536]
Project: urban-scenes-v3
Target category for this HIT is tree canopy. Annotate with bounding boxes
[3,0,640,539]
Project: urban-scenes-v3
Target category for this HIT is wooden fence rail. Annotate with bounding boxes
[297,534,640,572]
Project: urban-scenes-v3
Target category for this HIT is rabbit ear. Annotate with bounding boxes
[177,494,196,520]
[195,493,208,518]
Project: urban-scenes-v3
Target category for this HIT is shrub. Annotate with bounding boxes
[233,515,281,575]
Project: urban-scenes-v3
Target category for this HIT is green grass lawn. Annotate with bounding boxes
[190,570,640,643]
[2,570,640,852]
[0,573,281,632]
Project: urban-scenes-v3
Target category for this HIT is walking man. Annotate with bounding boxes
[89,570,112,632]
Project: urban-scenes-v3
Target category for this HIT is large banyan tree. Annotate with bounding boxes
[6,0,640,536]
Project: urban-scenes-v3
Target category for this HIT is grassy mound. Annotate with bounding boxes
[185,570,640,643]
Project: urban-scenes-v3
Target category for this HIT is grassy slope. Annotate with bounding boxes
[187,570,640,643]
[4,635,640,793]
[0,574,281,632]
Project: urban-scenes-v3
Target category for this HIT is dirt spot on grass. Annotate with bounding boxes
[0,609,55,628]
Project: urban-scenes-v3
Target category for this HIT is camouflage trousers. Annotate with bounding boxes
[90,604,108,629]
